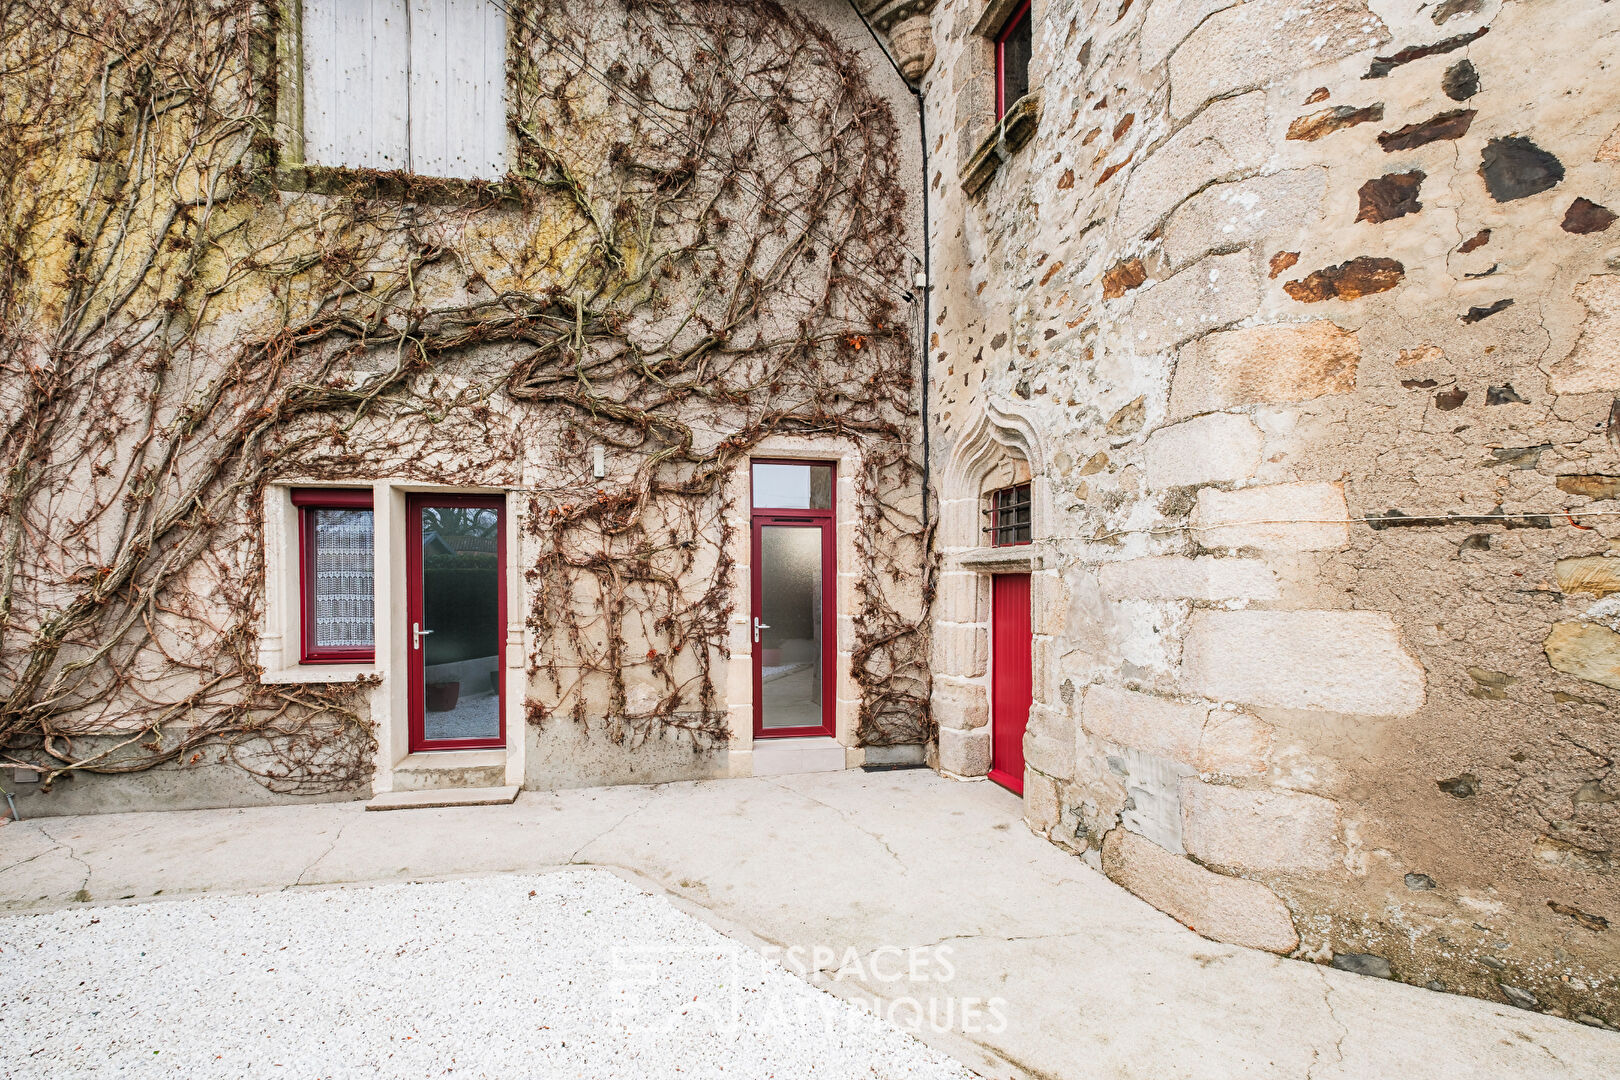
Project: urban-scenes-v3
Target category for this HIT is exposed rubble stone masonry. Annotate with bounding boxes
[909,0,1619,1026]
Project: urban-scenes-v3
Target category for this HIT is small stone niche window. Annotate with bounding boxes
[995,0,1032,118]
[985,483,1032,547]
[293,488,376,663]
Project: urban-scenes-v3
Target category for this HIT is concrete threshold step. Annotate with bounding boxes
[752,736,846,776]
[365,786,519,811]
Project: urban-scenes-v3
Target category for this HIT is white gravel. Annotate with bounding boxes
[0,870,976,1079]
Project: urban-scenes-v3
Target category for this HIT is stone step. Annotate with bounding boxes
[751,736,847,776]
[390,749,507,792]
[365,786,520,811]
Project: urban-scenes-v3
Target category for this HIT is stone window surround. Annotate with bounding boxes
[933,402,1058,781]
[958,0,1045,196]
[260,481,528,793]
[719,436,874,775]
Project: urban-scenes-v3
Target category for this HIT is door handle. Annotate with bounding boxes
[753,617,770,644]
[413,622,434,650]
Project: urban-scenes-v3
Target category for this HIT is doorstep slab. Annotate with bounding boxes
[389,749,507,792]
[751,736,846,776]
[364,786,519,811]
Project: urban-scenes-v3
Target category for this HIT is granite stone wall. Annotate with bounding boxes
[913,0,1619,1023]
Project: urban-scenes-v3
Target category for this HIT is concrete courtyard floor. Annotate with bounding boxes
[2,768,1616,1079]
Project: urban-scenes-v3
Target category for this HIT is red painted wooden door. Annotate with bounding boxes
[989,573,1032,795]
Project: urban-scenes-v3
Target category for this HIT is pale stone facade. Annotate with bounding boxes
[907,0,1619,1023]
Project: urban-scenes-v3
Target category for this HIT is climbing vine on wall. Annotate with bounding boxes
[0,0,931,792]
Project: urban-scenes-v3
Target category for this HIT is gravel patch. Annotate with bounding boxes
[0,870,976,1079]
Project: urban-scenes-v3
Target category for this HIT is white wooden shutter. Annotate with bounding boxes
[408,0,509,179]
[301,0,412,170]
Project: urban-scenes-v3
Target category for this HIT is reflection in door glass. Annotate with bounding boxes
[752,463,833,509]
[419,506,501,743]
[759,525,824,730]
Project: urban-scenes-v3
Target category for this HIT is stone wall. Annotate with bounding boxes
[917,0,1619,1023]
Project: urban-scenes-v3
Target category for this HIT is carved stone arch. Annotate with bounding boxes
[939,398,1048,552]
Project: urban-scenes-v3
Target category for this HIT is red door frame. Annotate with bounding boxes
[406,492,507,752]
[750,459,837,741]
[291,487,376,665]
[994,0,1032,119]
[988,572,1032,795]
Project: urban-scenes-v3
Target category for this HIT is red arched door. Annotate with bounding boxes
[989,573,1031,794]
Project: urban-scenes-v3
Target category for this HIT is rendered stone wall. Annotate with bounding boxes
[920,0,1619,1023]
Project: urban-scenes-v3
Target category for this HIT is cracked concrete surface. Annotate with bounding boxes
[1,770,1615,1079]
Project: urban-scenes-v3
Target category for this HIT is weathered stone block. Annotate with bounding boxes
[1084,685,1207,765]
[1180,780,1341,871]
[1168,0,1387,121]
[1083,685,1272,776]
[1102,828,1300,953]
[931,623,987,678]
[1024,769,1062,833]
[932,679,988,730]
[938,724,991,777]
[1115,93,1270,240]
[1162,168,1328,269]
[1284,257,1405,302]
[1139,0,1237,70]
[1197,708,1275,776]
[1128,252,1261,356]
[1025,729,1075,781]
[1555,557,1620,598]
[1548,275,1620,394]
[1287,104,1383,142]
[1097,555,1279,603]
[1192,482,1350,552]
[1480,136,1565,202]
[1141,413,1264,489]
[1181,609,1427,715]
[1171,322,1359,416]
[1544,622,1620,691]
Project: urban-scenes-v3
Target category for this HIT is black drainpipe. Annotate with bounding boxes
[846,1,931,533]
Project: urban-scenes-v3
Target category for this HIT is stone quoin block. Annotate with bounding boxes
[931,623,987,679]
[1097,555,1280,603]
[1192,482,1350,552]
[1168,0,1388,120]
[1180,610,1427,715]
[1082,685,1273,776]
[1140,412,1264,489]
[931,678,988,730]
[937,724,991,777]
[1102,829,1300,953]
[1024,727,1076,782]
[1180,780,1342,872]
[1023,769,1062,833]
[1114,93,1270,240]
[1128,252,1262,356]
[1171,322,1360,417]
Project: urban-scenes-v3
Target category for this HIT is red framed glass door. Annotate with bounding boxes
[406,493,506,751]
[989,573,1031,794]
[750,460,836,740]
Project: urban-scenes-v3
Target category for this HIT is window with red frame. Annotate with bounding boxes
[986,483,1032,546]
[293,489,375,663]
[995,0,1032,119]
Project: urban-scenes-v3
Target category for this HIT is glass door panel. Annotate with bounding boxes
[409,497,505,749]
[756,523,828,733]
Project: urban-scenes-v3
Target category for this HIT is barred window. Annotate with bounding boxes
[985,483,1032,547]
[293,489,376,662]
